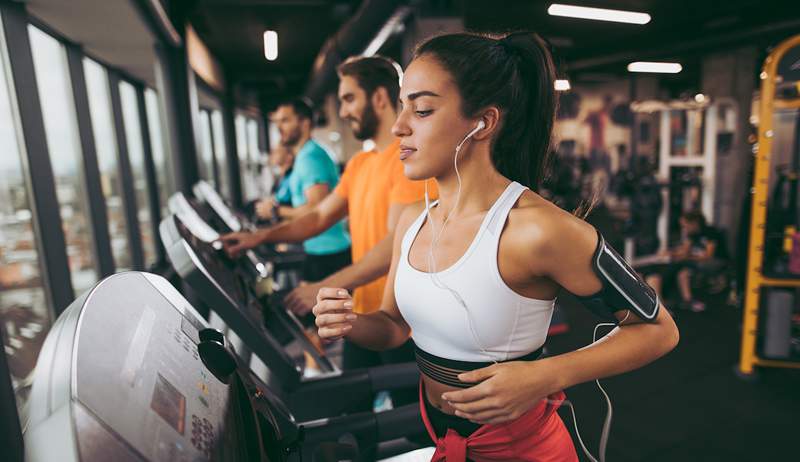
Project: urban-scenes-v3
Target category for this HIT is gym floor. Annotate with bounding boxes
[549,291,800,461]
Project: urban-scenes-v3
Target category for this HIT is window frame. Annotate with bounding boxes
[1,3,73,313]
[2,6,175,297]
[107,70,145,271]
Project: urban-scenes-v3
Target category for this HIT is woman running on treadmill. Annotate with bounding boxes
[314,32,679,461]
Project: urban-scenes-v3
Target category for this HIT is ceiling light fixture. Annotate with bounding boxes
[264,30,278,61]
[363,6,412,57]
[555,79,571,91]
[548,4,651,25]
[627,61,682,73]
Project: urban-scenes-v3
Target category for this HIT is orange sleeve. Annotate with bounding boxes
[334,152,363,199]
[388,160,438,205]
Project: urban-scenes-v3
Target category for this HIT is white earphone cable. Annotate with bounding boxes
[424,125,497,362]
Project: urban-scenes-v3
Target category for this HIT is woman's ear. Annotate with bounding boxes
[474,107,501,140]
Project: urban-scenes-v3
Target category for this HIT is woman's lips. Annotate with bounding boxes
[399,146,417,160]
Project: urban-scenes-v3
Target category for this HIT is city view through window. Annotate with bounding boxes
[0,19,51,399]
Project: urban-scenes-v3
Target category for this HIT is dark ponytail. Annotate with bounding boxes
[414,32,557,191]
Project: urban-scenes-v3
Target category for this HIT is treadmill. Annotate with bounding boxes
[193,180,253,232]
[160,214,419,420]
[190,182,305,272]
[167,191,325,373]
[23,272,425,462]
[168,192,271,282]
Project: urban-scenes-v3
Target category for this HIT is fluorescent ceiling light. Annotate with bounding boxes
[548,4,651,25]
[554,79,571,91]
[363,6,411,57]
[627,61,682,73]
[264,30,278,61]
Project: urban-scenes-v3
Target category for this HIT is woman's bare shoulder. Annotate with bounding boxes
[505,191,598,267]
[395,200,427,234]
[512,191,594,236]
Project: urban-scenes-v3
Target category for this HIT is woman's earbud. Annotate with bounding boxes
[456,120,486,152]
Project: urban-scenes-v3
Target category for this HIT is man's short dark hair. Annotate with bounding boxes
[336,55,400,104]
[277,97,313,122]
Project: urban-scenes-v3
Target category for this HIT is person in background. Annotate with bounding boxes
[254,98,352,283]
[645,210,725,312]
[253,144,294,222]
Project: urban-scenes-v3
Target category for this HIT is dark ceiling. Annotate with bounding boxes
[189,0,362,99]
[186,0,800,104]
[463,0,799,72]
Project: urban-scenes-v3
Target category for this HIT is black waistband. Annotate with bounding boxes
[423,388,482,438]
[415,346,544,389]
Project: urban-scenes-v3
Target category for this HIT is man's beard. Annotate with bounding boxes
[351,102,379,141]
[282,128,301,147]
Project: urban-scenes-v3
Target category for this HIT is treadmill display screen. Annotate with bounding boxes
[197,182,242,232]
[150,373,186,435]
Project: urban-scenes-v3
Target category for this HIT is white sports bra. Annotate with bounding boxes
[394,181,556,363]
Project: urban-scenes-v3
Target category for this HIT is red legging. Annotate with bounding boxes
[419,383,579,462]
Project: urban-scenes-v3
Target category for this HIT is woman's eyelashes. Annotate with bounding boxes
[398,99,432,117]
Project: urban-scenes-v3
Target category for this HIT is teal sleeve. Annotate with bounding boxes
[295,150,337,195]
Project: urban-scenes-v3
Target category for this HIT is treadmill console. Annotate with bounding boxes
[194,181,245,232]
[169,192,271,280]
[24,272,273,462]
[168,193,221,243]
[175,216,253,305]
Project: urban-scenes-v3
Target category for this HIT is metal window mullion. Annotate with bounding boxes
[260,110,270,152]
[157,44,199,194]
[65,44,115,277]
[135,84,165,266]
[0,327,23,462]
[107,71,145,270]
[1,3,74,313]
[151,46,177,195]
[205,109,221,188]
[222,84,243,207]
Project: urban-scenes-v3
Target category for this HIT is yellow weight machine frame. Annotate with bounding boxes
[738,34,800,377]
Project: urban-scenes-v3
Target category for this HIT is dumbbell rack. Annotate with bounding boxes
[738,34,800,377]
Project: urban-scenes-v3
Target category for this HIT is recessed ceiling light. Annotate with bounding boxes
[548,4,651,25]
[555,79,571,91]
[627,62,682,73]
[264,30,278,61]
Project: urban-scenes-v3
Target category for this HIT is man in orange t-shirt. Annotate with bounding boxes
[221,56,435,408]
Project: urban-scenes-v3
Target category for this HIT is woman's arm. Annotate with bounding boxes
[313,203,424,350]
[285,202,412,315]
[541,305,677,391]
[538,216,680,373]
[444,207,678,424]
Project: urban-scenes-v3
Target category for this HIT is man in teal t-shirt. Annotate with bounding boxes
[271,99,351,282]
